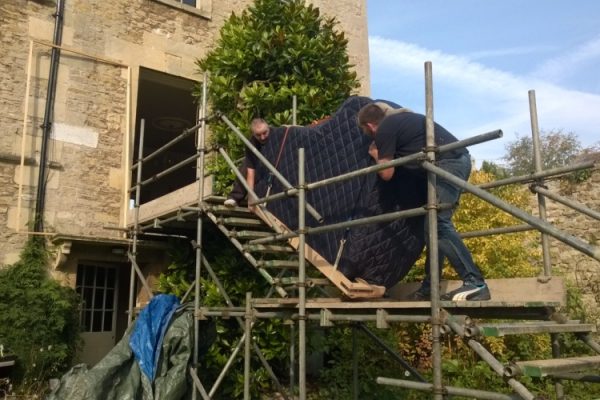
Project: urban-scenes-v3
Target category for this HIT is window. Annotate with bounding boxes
[152,0,211,18]
[133,68,198,204]
[76,264,118,332]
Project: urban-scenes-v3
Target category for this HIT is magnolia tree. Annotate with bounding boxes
[196,0,360,192]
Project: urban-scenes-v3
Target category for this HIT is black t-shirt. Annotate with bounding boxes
[375,112,468,161]
[245,135,264,170]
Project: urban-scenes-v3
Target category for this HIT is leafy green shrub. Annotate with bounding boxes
[157,228,292,399]
[196,0,360,193]
[405,169,541,284]
[0,236,80,395]
[311,324,423,399]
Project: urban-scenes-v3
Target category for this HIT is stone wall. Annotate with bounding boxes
[521,165,600,313]
[537,168,600,309]
[0,0,370,266]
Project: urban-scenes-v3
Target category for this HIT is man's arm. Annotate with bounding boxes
[369,142,394,181]
[246,167,256,208]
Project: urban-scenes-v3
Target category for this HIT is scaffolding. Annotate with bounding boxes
[125,64,600,399]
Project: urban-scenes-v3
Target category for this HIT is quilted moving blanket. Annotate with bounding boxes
[254,96,426,289]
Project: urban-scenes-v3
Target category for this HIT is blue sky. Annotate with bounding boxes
[367,1,600,165]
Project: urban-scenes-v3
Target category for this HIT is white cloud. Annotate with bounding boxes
[533,35,600,83]
[466,45,556,60]
[368,36,600,164]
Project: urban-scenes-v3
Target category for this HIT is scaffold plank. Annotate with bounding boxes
[514,356,600,378]
[388,277,565,306]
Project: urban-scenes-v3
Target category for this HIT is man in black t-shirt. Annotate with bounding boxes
[357,103,490,301]
[224,118,270,210]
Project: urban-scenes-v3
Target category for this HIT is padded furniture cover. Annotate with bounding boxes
[254,96,426,288]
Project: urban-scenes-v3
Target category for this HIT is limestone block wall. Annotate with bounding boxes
[531,168,600,309]
[0,0,369,266]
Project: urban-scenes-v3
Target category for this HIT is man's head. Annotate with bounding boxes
[357,103,386,137]
[250,118,270,144]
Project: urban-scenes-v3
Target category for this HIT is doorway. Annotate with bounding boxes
[75,263,119,366]
[133,68,199,205]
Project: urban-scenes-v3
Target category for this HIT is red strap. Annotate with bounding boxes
[273,126,291,169]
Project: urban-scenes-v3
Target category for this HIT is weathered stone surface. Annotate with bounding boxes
[0,0,369,266]
[528,168,600,312]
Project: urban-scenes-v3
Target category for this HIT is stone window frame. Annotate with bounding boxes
[152,0,212,19]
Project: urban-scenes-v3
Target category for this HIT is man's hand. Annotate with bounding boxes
[368,141,379,161]
[248,193,257,213]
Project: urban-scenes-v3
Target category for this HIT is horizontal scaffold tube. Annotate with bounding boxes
[478,160,595,190]
[376,378,521,400]
[132,116,213,171]
[196,308,432,324]
[253,130,503,207]
[444,314,536,400]
[130,152,200,191]
[248,203,452,245]
[531,184,600,221]
[460,224,534,239]
[423,161,600,262]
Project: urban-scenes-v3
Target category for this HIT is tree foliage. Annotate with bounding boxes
[405,169,541,283]
[0,236,80,395]
[196,0,360,193]
[480,160,509,179]
[503,129,582,176]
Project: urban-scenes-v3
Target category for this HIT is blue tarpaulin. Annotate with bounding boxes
[129,294,180,381]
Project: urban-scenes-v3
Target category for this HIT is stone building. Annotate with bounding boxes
[0,0,369,364]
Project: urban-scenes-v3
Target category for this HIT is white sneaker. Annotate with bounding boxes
[224,199,237,208]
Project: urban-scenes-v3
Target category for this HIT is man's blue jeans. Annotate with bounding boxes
[421,153,485,291]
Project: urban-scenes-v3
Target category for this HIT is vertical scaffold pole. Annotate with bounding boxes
[293,95,297,125]
[298,148,307,400]
[128,119,145,326]
[192,72,208,400]
[290,94,298,398]
[424,61,444,400]
[529,90,552,277]
[529,90,563,399]
[352,324,359,400]
[244,292,253,400]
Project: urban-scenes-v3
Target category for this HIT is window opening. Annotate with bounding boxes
[133,68,198,204]
[76,264,118,333]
